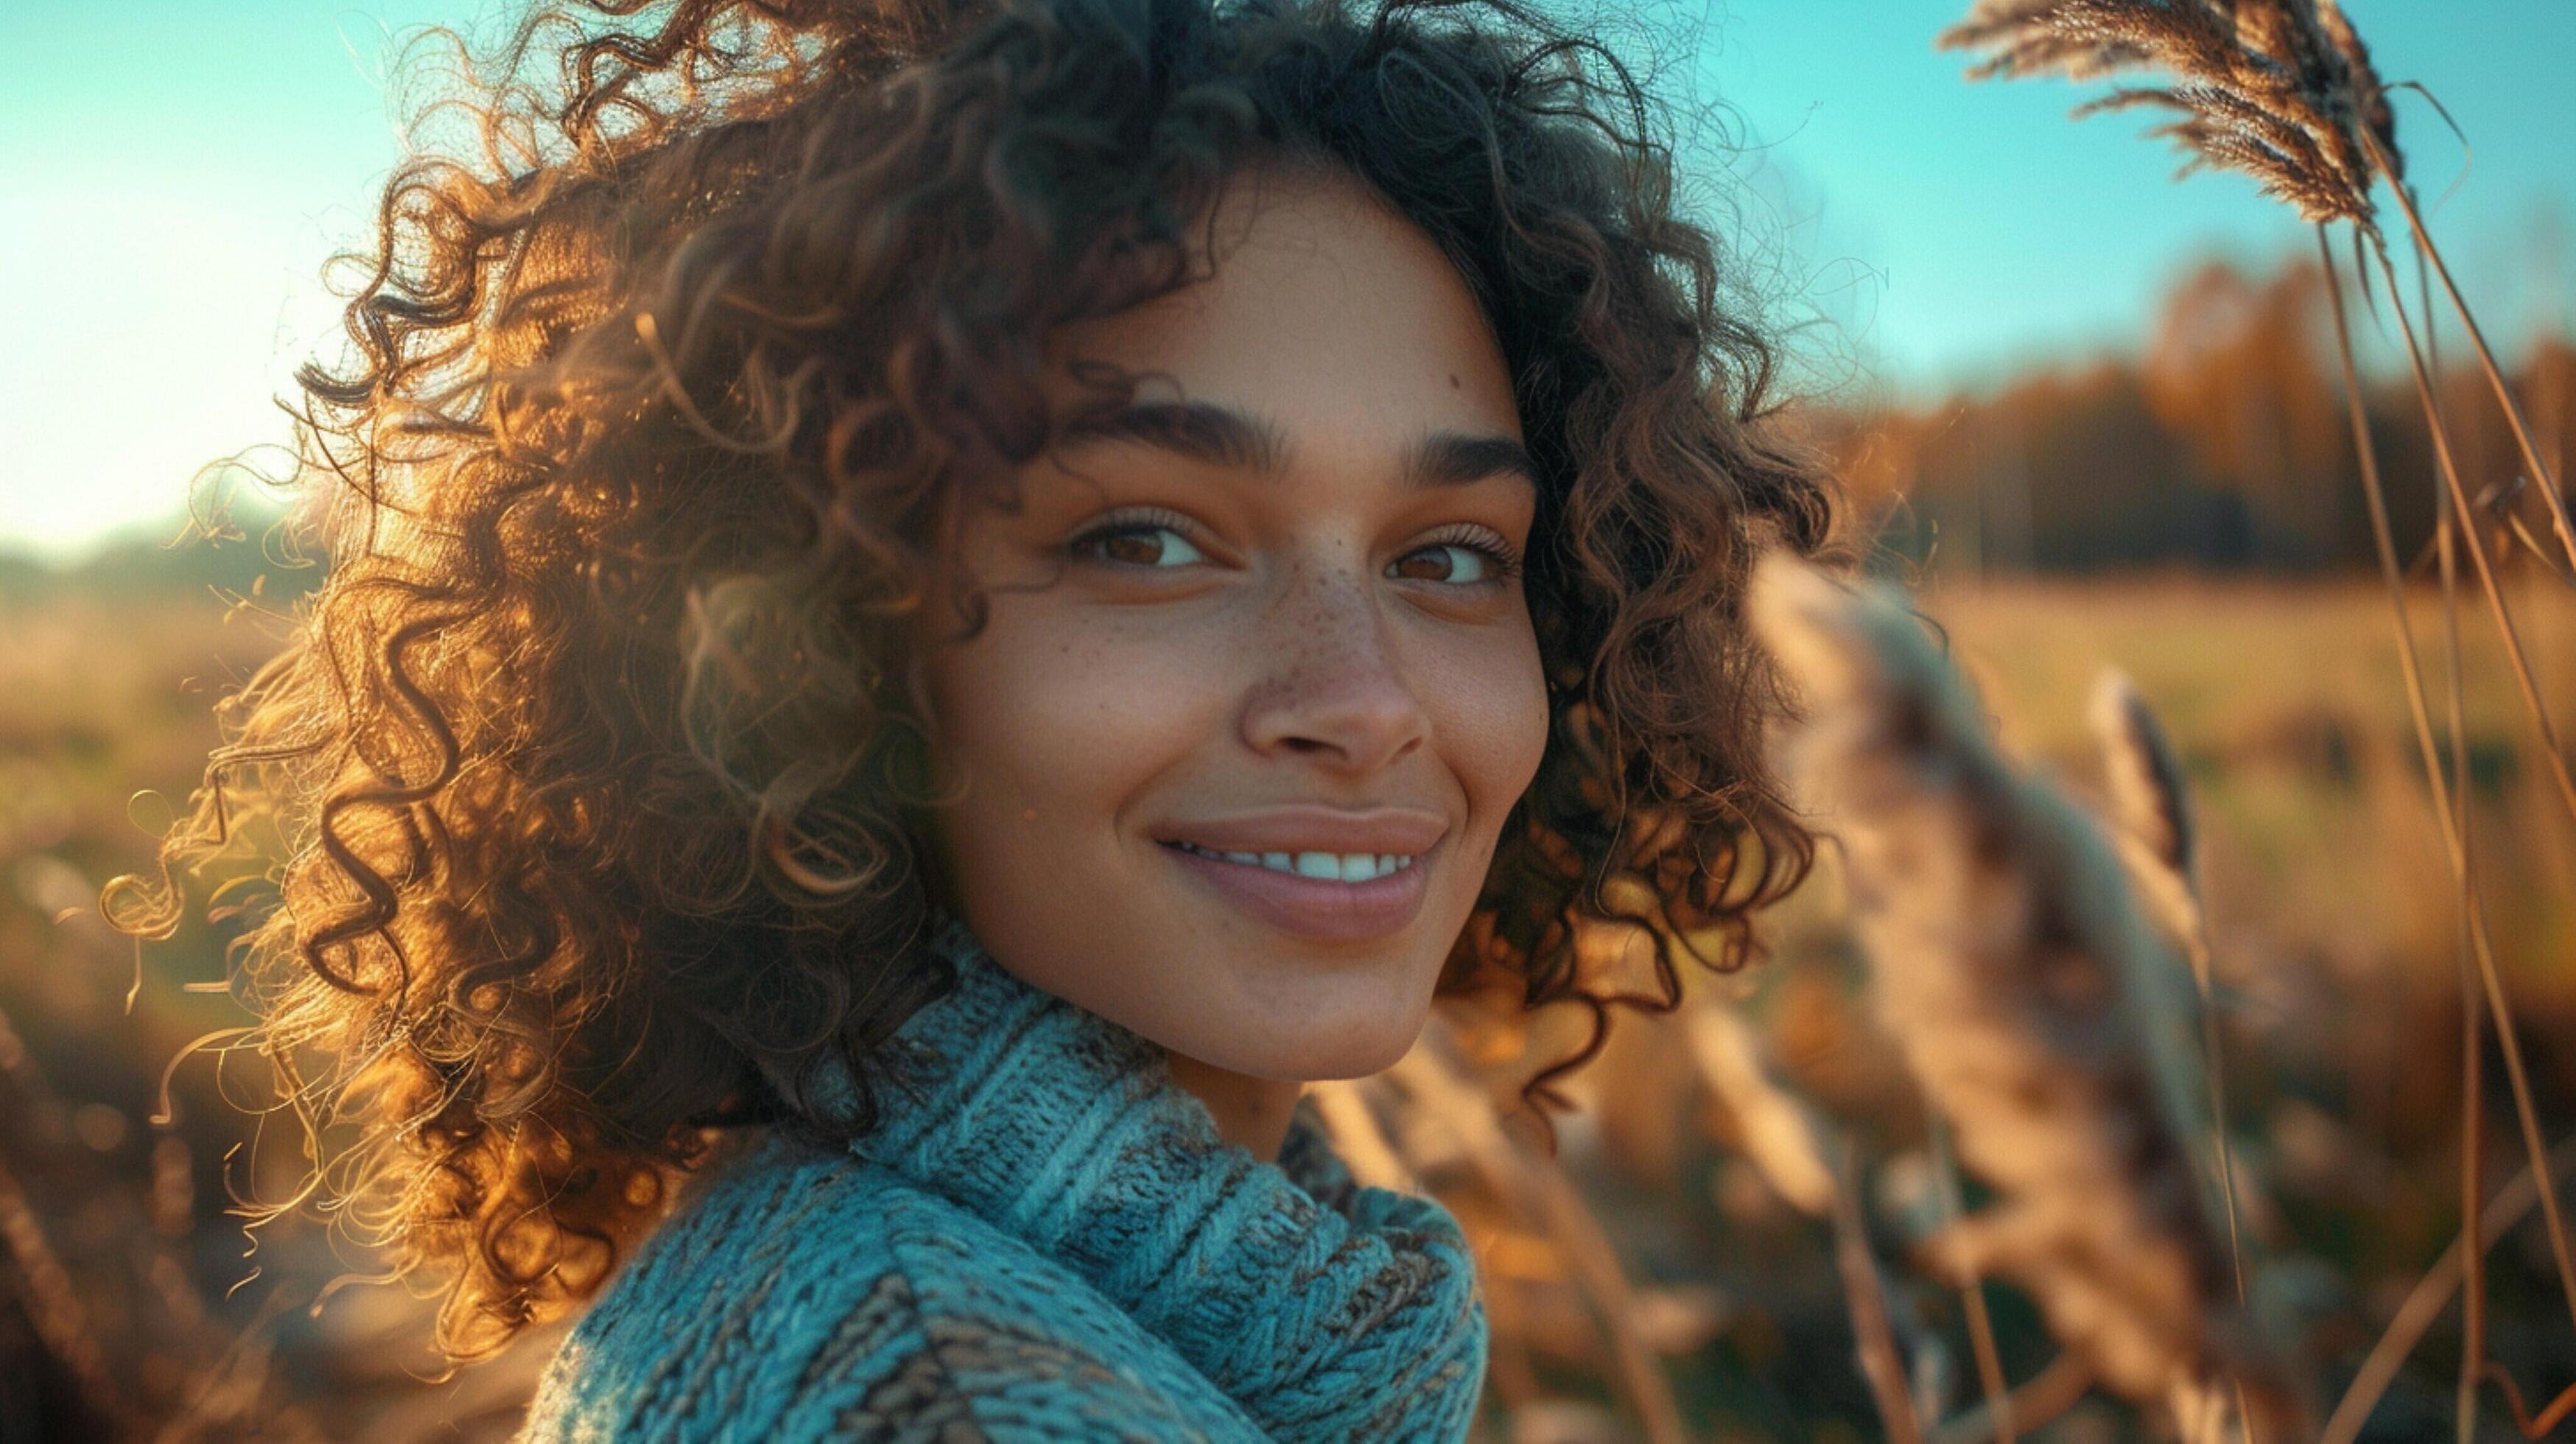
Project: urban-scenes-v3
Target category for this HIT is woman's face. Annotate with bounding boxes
[913,164,1548,1083]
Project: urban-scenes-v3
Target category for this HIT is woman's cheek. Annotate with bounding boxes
[944,599,1228,839]
[1428,608,1551,823]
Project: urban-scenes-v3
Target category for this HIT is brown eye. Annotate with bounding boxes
[1389,542,1503,585]
[1070,522,1207,569]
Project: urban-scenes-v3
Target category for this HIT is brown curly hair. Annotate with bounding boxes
[106,0,1832,1364]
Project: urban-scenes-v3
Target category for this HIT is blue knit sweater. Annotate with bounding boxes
[514,912,1489,1440]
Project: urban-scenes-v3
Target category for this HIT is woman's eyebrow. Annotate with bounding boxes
[1056,399,1537,491]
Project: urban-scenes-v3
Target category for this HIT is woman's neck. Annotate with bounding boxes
[1161,1050,1304,1163]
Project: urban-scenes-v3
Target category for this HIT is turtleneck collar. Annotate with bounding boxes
[777,910,1488,1440]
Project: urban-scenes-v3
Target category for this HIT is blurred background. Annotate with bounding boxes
[1,1,2572,1438]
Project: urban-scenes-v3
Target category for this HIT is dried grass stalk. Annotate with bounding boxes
[1923,1110,2018,1442]
[1392,1019,1691,1444]
[2091,669,2257,1323]
[1680,1003,1836,1218]
[1831,1139,1926,1444]
[2090,670,2208,988]
[1938,0,2396,224]
[1306,1078,1419,1194]
[2365,141,2576,575]
[0,1154,143,1436]
[1747,553,2298,1433]
[1933,1351,2096,1444]
[2323,1132,2576,1443]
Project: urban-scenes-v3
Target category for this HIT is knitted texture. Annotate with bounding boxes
[515,911,1489,1440]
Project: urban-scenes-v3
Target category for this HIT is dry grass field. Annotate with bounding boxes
[4,569,2570,1439]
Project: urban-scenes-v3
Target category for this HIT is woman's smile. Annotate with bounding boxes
[1158,833,1438,944]
[1149,802,1449,942]
[1162,843,1417,882]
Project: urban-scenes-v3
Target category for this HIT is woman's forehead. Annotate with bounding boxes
[1039,167,1521,445]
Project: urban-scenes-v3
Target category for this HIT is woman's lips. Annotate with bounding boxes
[1158,838,1435,943]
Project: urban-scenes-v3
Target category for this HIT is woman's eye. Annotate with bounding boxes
[1070,522,1207,569]
[1389,542,1506,585]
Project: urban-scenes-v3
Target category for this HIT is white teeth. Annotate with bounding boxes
[1172,841,1417,881]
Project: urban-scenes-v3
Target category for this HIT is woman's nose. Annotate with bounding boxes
[1238,558,1431,774]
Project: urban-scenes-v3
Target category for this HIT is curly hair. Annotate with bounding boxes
[106,0,1832,1364]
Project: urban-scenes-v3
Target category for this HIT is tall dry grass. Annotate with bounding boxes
[1930,3,2576,1437]
[1748,555,2293,1439]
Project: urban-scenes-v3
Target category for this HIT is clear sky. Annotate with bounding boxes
[3,0,2569,561]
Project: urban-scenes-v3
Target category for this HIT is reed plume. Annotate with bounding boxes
[2089,670,2217,984]
[1746,553,2296,1434]
[1937,0,2396,225]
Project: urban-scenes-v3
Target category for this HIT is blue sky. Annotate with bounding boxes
[1674,0,2575,398]
[3,0,2569,560]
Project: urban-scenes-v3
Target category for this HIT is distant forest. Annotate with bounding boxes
[1797,253,2575,576]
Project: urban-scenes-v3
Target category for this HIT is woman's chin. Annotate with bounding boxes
[1221,1017,1426,1084]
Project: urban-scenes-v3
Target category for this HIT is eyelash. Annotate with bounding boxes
[1067,507,1525,584]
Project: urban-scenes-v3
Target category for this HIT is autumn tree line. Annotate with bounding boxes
[1799,253,2576,575]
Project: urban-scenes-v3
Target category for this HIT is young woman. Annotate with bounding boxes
[111,0,1831,1435]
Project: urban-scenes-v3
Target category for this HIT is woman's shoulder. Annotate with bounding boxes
[513,1129,1265,1442]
